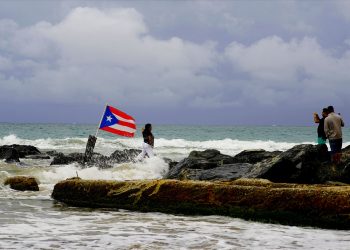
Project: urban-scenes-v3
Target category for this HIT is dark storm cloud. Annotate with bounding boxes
[0,1,350,125]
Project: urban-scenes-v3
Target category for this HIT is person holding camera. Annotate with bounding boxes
[313,108,328,145]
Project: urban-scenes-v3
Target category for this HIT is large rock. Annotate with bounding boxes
[167,149,280,181]
[167,145,350,184]
[50,149,141,167]
[4,176,39,191]
[178,163,253,181]
[167,149,241,180]
[0,145,41,158]
[50,152,85,165]
[231,149,281,164]
[246,144,332,183]
[0,145,43,162]
[52,178,350,230]
[109,149,141,163]
[0,147,20,163]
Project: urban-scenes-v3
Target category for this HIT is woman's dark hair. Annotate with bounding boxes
[145,123,152,132]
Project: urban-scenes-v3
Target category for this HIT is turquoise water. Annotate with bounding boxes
[1,122,347,143]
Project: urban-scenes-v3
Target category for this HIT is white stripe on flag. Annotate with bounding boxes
[112,112,135,124]
[110,124,136,133]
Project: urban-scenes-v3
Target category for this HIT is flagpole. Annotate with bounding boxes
[95,104,108,137]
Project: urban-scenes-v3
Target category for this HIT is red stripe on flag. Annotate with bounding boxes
[100,126,135,137]
[109,106,135,121]
[118,120,136,129]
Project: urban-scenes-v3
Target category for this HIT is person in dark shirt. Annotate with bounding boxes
[313,108,328,144]
[136,123,154,160]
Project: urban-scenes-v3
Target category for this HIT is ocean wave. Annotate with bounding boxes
[0,157,168,188]
[2,134,349,160]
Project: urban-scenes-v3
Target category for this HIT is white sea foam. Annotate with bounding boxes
[0,133,327,160]
[0,207,349,250]
[0,157,168,188]
[1,134,349,187]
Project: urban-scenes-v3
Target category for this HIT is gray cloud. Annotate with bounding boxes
[0,1,349,125]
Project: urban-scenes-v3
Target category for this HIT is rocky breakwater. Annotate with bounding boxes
[52,178,350,229]
[49,149,142,168]
[167,144,350,184]
[0,144,142,167]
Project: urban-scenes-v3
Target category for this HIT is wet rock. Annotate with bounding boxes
[167,149,237,179]
[85,154,112,169]
[342,145,350,153]
[45,150,62,157]
[168,160,179,170]
[0,145,41,158]
[178,163,253,181]
[232,149,282,164]
[12,144,41,157]
[50,151,113,168]
[246,144,331,183]
[166,145,350,184]
[0,144,43,163]
[52,178,350,230]
[25,154,51,159]
[0,147,20,163]
[50,152,85,165]
[109,149,141,163]
[4,176,39,191]
[188,149,235,164]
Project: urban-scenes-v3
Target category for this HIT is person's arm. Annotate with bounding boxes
[313,113,320,123]
[324,119,329,138]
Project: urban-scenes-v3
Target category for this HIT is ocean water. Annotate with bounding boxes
[1,123,350,249]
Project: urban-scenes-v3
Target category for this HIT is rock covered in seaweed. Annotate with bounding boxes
[4,176,39,191]
[52,178,350,230]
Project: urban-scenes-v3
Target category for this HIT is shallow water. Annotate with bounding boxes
[1,194,350,250]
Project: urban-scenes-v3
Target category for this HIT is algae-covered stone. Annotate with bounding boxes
[4,176,39,191]
[52,178,350,229]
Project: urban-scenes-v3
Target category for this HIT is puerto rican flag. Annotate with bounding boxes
[99,105,136,137]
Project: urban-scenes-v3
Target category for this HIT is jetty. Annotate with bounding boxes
[52,178,350,230]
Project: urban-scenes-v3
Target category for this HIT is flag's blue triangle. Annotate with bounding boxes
[99,106,119,128]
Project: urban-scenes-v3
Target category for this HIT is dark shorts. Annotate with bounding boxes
[329,139,342,155]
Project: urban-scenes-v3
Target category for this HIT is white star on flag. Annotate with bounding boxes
[106,116,113,122]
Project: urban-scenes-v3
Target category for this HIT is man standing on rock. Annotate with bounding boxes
[324,106,344,164]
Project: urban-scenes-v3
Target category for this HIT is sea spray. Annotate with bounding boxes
[0,134,325,161]
[2,157,169,186]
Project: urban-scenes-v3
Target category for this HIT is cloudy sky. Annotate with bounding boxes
[0,0,349,125]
